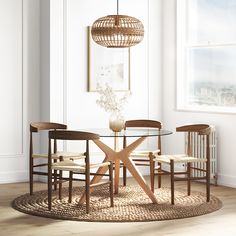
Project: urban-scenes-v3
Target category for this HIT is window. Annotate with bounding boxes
[177,0,236,113]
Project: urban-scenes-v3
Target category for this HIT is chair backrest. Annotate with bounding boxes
[48,130,100,167]
[48,130,99,141]
[30,122,67,155]
[124,119,162,154]
[176,124,210,134]
[30,122,67,132]
[125,119,162,129]
[176,124,211,158]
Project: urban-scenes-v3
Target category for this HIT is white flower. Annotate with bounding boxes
[96,82,130,114]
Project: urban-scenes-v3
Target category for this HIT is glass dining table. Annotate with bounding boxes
[78,128,172,204]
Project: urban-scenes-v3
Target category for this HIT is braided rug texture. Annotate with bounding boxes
[12,186,222,222]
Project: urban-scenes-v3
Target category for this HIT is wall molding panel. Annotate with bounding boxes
[47,0,162,177]
[0,0,23,157]
[0,0,41,183]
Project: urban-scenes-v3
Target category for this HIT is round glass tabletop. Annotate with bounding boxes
[83,128,172,138]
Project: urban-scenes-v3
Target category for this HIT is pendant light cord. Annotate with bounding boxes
[115,0,119,26]
[117,0,119,15]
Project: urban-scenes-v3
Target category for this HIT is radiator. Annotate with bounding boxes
[185,125,218,185]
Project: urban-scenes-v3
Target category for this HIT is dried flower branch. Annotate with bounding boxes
[96,82,130,114]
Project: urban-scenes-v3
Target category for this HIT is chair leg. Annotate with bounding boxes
[123,166,127,186]
[30,159,33,195]
[158,162,162,188]
[86,169,90,214]
[206,178,210,202]
[170,160,174,205]
[59,170,63,200]
[59,156,63,200]
[149,155,155,193]
[206,161,210,202]
[48,169,52,211]
[69,171,73,203]
[109,162,114,207]
[187,162,191,196]
[53,159,57,191]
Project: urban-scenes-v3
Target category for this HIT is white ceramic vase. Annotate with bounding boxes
[109,113,125,132]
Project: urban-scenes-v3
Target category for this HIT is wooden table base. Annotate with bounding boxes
[78,136,157,204]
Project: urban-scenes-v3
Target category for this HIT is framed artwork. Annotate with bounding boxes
[87,26,130,92]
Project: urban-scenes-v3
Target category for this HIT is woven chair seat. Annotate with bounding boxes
[32,152,85,160]
[51,160,111,172]
[129,149,160,158]
[154,154,207,163]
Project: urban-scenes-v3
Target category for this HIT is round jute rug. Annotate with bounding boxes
[12,185,222,222]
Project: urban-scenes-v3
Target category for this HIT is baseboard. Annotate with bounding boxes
[217,173,236,188]
[0,170,28,184]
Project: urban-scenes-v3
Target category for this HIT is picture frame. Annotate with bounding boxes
[87,26,130,92]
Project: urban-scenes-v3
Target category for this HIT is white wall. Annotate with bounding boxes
[0,0,162,184]
[45,0,163,175]
[162,0,236,187]
[0,0,40,183]
[40,0,50,123]
[49,0,162,149]
[64,0,162,129]
[2,0,235,187]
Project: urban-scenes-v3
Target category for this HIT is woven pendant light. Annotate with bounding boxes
[91,0,144,48]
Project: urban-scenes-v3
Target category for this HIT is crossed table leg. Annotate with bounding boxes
[78,136,157,204]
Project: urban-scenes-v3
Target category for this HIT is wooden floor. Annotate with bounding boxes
[1,177,236,236]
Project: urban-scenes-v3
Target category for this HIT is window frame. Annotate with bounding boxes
[176,0,236,114]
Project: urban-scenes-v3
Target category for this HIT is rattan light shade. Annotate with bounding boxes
[91,15,144,48]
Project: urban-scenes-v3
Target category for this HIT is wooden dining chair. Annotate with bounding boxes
[155,124,211,204]
[123,119,162,192]
[47,130,114,214]
[29,122,85,195]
